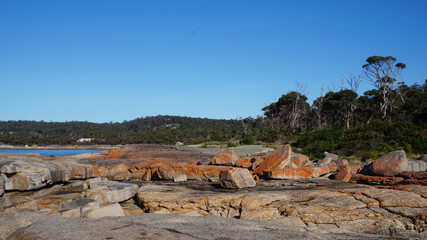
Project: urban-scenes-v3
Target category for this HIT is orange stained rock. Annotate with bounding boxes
[129,160,171,171]
[327,162,338,172]
[319,165,330,176]
[250,157,263,171]
[235,157,253,168]
[351,174,404,185]
[336,159,349,166]
[290,153,309,168]
[263,167,322,179]
[334,171,352,182]
[337,165,361,174]
[370,150,408,176]
[253,145,292,175]
[211,150,239,166]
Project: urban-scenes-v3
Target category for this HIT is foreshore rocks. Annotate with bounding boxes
[252,144,292,175]
[219,168,256,189]
[1,145,427,239]
[364,150,408,176]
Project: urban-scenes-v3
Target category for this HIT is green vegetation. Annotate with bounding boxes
[0,56,426,158]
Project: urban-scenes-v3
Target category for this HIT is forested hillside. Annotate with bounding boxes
[1,56,426,158]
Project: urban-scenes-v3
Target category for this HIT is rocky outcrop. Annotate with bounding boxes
[0,175,4,197]
[0,159,71,191]
[85,178,138,205]
[289,153,309,168]
[334,170,352,182]
[253,145,292,175]
[407,160,427,172]
[219,168,256,189]
[211,149,239,166]
[6,211,409,240]
[134,179,427,236]
[365,150,408,176]
[85,203,125,218]
[263,166,329,179]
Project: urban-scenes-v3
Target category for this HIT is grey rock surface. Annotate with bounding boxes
[322,151,338,161]
[85,179,138,205]
[6,212,418,240]
[0,175,4,197]
[407,160,427,172]
[0,212,48,240]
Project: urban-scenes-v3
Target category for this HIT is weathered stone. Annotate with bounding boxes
[0,159,73,191]
[73,198,100,217]
[369,150,408,176]
[211,149,239,166]
[219,168,256,189]
[253,145,292,175]
[263,167,325,179]
[85,203,125,218]
[0,212,48,240]
[336,159,349,165]
[327,162,338,172]
[317,157,331,166]
[338,165,361,174]
[351,174,404,185]
[58,202,79,213]
[289,153,309,168]
[0,174,4,197]
[4,211,396,240]
[235,157,253,168]
[173,173,188,182]
[85,179,138,205]
[334,171,352,182]
[240,208,279,220]
[418,154,427,162]
[322,152,338,161]
[406,160,427,172]
[250,157,263,170]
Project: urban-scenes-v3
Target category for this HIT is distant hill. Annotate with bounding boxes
[0,115,254,145]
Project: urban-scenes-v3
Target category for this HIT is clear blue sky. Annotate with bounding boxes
[1,0,426,123]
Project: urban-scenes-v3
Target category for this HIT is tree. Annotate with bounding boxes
[362,56,406,120]
[321,90,358,129]
[262,91,309,134]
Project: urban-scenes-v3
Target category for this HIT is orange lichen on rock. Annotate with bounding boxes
[334,171,352,182]
[351,174,404,185]
[253,145,292,175]
[289,153,309,168]
[263,167,323,179]
[211,150,239,166]
[235,157,253,168]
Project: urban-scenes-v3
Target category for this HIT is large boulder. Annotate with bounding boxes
[211,150,239,166]
[85,179,138,205]
[289,153,309,168]
[0,160,71,191]
[334,170,352,182]
[406,160,427,172]
[367,150,408,176]
[253,145,292,175]
[219,168,256,189]
[418,154,427,162]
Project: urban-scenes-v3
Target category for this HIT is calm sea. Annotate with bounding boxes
[0,149,104,156]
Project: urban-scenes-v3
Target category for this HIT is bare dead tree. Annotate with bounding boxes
[345,73,361,92]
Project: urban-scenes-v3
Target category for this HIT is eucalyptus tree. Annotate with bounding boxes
[262,91,310,134]
[362,56,406,120]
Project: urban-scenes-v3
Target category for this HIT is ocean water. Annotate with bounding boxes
[0,149,104,156]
